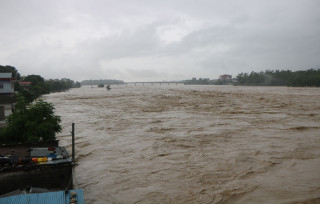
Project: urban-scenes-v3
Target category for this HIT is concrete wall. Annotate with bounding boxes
[0,164,73,195]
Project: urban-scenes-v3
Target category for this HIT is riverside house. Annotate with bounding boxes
[0,73,16,123]
[219,74,232,82]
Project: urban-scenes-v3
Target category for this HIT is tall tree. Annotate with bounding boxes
[0,65,21,79]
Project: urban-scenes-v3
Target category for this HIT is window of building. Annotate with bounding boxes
[0,83,3,89]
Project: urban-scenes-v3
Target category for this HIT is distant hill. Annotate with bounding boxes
[81,79,125,85]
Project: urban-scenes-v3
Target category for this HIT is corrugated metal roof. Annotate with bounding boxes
[0,191,64,204]
[0,189,84,204]
[18,82,31,85]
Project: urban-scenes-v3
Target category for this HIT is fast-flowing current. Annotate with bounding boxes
[44,85,320,204]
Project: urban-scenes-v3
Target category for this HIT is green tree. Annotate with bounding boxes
[20,75,50,101]
[0,65,21,79]
[0,99,61,144]
[23,74,45,85]
[73,81,81,88]
[235,69,320,87]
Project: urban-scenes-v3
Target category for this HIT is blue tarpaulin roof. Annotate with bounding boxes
[0,189,84,204]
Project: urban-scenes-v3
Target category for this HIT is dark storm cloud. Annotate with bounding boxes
[0,0,319,81]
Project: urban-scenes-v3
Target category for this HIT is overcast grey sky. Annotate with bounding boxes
[0,0,319,81]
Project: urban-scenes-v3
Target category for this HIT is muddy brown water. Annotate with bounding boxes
[44,85,320,204]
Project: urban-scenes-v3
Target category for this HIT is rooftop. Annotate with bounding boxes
[0,73,13,79]
[0,189,84,204]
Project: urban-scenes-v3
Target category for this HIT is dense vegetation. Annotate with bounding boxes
[17,75,81,102]
[236,69,320,87]
[0,98,61,144]
[0,65,79,144]
[184,78,211,85]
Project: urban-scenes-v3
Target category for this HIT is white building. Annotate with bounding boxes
[219,74,232,81]
[0,73,15,94]
[0,73,16,123]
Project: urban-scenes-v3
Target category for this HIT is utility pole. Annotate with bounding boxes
[72,123,75,163]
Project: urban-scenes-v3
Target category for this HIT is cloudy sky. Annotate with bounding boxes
[0,0,319,82]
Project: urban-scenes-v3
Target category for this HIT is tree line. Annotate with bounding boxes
[184,78,212,85]
[17,75,81,103]
[236,69,320,87]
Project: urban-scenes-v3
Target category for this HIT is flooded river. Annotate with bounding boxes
[44,85,320,204]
